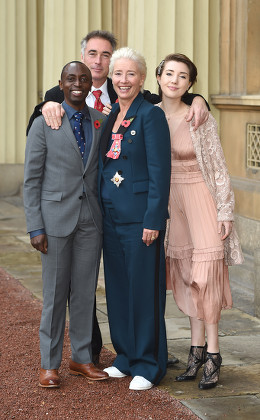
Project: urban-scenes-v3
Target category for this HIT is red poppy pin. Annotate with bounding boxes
[94,119,103,129]
[121,117,135,128]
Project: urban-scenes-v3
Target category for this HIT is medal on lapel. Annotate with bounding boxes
[111,171,124,187]
[106,116,136,160]
[106,115,136,187]
[106,134,123,159]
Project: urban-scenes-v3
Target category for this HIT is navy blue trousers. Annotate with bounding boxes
[102,201,167,385]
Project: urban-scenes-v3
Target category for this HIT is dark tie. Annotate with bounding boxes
[73,112,85,159]
[93,90,104,112]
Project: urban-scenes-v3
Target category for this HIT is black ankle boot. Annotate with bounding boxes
[175,344,207,381]
[198,352,222,389]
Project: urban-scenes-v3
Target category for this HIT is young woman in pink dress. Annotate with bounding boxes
[156,54,243,389]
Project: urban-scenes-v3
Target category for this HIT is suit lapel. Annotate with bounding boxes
[124,92,144,118]
[84,108,103,172]
[107,78,118,104]
[101,93,144,165]
[60,114,85,169]
[60,114,81,155]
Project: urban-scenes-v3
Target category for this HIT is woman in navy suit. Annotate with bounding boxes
[99,47,171,390]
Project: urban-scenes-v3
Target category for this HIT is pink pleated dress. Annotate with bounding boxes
[166,118,232,324]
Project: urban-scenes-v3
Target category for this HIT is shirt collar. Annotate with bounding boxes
[88,79,108,97]
[62,101,91,121]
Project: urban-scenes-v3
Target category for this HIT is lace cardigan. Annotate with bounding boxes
[163,111,244,266]
[188,113,243,265]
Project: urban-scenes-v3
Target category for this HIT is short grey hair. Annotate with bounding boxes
[81,30,117,57]
[109,47,147,79]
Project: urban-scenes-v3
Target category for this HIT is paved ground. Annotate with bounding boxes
[0,194,260,419]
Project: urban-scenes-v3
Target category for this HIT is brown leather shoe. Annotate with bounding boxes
[39,368,60,388]
[69,360,109,381]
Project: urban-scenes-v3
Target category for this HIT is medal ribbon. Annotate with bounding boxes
[106,134,124,159]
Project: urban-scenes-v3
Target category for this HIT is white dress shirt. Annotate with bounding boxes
[86,80,111,108]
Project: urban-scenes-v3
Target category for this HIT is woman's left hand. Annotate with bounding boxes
[142,229,159,246]
[218,221,233,240]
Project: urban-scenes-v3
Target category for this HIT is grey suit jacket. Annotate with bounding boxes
[24,108,105,237]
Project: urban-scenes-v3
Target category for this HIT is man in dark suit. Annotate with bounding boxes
[27,31,117,134]
[26,30,210,367]
[27,30,209,134]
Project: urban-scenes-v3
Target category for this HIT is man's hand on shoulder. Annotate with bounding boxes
[42,102,65,130]
[102,103,112,116]
[186,96,209,131]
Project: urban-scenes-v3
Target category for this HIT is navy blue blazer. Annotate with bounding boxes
[98,93,171,231]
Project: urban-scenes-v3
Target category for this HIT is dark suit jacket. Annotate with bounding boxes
[26,78,209,135]
[98,93,171,229]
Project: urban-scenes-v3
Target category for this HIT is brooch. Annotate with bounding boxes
[111,171,124,187]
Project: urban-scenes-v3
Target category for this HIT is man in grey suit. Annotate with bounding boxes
[24,61,109,387]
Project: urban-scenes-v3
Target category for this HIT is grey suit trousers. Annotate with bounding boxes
[40,199,102,369]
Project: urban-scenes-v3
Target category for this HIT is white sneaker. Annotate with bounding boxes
[129,376,153,390]
[103,366,127,378]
